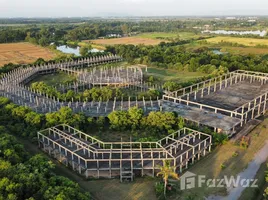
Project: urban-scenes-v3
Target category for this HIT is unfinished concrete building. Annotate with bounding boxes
[38,124,212,180]
[163,70,268,136]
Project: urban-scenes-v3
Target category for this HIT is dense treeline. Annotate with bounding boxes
[106,43,268,73]
[1,17,267,44]
[0,29,27,43]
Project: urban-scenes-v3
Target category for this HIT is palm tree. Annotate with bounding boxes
[157,160,179,197]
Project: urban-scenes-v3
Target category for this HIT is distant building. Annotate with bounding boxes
[204,25,210,30]
[106,34,122,38]
[226,17,236,20]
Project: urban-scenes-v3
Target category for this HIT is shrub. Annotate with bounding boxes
[221,164,226,169]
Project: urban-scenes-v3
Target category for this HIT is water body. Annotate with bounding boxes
[212,49,228,55]
[56,45,104,56]
[202,30,267,37]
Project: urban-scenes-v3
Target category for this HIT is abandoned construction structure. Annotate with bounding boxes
[0,55,159,116]
[163,70,268,136]
[38,124,212,180]
[0,55,268,136]
[2,57,267,180]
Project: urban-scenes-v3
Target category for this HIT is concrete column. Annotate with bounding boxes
[198,143,201,160]
[244,112,248,124]
[186,151,189,169]
[252,99,257,119]
[192,148,195,164]
[263,93,267,114]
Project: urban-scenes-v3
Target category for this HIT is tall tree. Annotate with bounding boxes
[157,160,179,197]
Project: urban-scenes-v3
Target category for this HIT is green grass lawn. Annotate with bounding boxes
[144,67,207,82]
[28,72,77,87]
[86,178,157,200]
[136,32,200,40]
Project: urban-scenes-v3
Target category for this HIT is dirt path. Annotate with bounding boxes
[207,140,268,200]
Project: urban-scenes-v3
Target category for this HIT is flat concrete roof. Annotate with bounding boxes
[162,100,241,131]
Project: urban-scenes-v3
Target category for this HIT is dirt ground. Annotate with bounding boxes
[0,42,55,66]
[89,37,167,46]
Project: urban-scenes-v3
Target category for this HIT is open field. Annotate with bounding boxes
[136,32,201,40]
[205,36,268,47]
[27,72,77,87]
[67,41,106,50]
[85,178,157,200]
[169,117,268,199]
[221,46,268,55]
[185,41,268,55]
[0,42,55,66]
[89,37,166,46]
[88,32,204,47]
[144,67,207,82]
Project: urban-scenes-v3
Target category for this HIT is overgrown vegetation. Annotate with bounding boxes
[0,111,90,199]
[30,81,161,101]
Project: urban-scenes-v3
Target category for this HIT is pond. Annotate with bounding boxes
[202,30,267,37]
[56,45,104,56]
[212,49,228,55]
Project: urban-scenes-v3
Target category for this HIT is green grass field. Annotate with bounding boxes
[136,32,201,40]
[144,67,207,82]
[67,40,106,50]
[221,46,268,55]
[86,178,157,200]
[28,72,77,86]
[185,39,268,55]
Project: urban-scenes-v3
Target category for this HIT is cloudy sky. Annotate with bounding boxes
[0,0,267,17]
